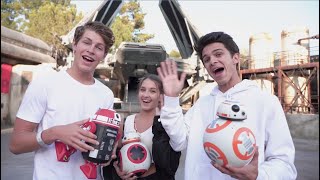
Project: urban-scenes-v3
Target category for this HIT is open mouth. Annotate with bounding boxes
[82,55,94,62]
[142,99,151,103]
[213,67,224,75]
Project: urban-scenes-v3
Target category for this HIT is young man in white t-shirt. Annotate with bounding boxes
[9,21,116,180]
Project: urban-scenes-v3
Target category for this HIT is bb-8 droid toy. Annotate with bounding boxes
[203,100,256,167]
[118,132,151,177]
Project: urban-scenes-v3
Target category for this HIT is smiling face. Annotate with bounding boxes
[202,42,241,92]
[72,29,107,75]
[138,78,162,112]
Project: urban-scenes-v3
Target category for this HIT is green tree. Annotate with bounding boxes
[169,50,181,58]
[23,1,82,50]
[111,0,154,50]
[1,0,83,65]
[1,0,72,32]
[1,0,24,30]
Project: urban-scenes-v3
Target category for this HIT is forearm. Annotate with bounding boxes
[10,125,57,154]
[160,96,188,151]
[10,131,41,154]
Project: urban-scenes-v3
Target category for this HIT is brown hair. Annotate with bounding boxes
[73,21,115,53]
[138,74,164,94]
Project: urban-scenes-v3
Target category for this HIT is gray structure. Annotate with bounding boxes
[114,42,168,84]
[1,26,55,65]
[1,26,56,127]
[159,0,201,59]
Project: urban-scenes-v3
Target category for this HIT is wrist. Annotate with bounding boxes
[42,127,57,145]
[164,95,180,107]
[36,130,50,147]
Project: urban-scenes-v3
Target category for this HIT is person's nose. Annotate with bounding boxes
[87,45,95,54]
[209,56,218,65]
[143,91,150,97]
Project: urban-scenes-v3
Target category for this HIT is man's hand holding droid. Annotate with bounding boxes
[55,108,121,179]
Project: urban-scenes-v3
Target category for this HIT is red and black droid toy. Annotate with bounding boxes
[55,108,121,179]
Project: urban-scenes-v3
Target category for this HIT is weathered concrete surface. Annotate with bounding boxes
[286,114,319,140]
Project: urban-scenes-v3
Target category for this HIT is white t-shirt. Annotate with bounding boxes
[17,70,114,180]
[123,114,154,160]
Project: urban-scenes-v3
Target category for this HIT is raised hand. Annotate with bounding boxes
[157,59,186,97]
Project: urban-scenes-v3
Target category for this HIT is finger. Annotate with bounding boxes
[78,132,98,145]
[113,161,120,172]
[224,164,237,173]
[180,72,187,83]
[171,60,178,75]
[113,161,126,177]
[128,175,138,180]
[111,154,117,160]
[69,142,88,152]
[212,162,232,175]
[123,173,135,179]
[165,59,173,75]
[255,146,259,156]
[157,67,164,80]
[251,146,259,164]
[113,161,124,174]
[74,118,90,126]
[72,137,95,151]
[79,127,97,139]
[78,142,94,152]
[112,141,118,156]
[160,61,169,76]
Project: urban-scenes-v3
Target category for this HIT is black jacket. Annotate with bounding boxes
[152,116,181,180]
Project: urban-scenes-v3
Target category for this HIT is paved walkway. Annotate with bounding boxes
[1,128,319,180]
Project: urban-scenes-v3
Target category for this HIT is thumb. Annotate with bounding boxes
[179,72,187,85]
[74,118,90,126]
[251,146,259,164]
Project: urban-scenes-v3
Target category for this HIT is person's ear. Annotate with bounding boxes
[232,53,240,64]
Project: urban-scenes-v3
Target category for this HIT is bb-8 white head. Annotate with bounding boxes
[216,100,247,120]
[203,100,256,167]
[119,132,151,177]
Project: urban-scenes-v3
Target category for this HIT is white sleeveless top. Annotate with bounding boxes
[123,114,154,161]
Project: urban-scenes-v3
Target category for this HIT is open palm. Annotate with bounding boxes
[157,59,186,97]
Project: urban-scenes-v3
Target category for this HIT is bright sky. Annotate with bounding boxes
[71,0,319,54]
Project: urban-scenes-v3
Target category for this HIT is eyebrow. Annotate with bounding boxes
[83,37,105,47]
[202,48,224,59]
[140,87,158,90]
